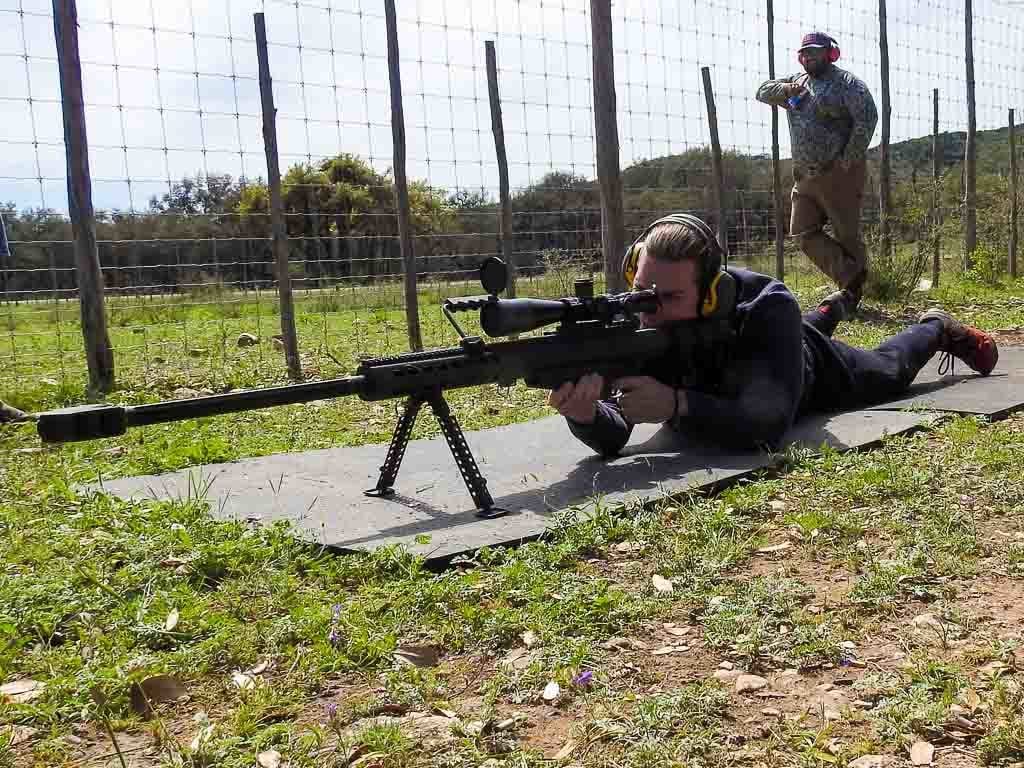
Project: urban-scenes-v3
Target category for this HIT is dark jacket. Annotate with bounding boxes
[567,268,810,456]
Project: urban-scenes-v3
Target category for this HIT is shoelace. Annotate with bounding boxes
[937,350,956,376]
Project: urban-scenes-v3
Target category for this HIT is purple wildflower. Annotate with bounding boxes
[573,670,593,687]
[326,702,338,720]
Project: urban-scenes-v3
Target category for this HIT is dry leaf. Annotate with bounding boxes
[0,679,44,704]
[542,681,561,702]
[231,671,255,690]
[130,675,187,716]
[394,644,440,668]
[164,608,179,632]
[757,542,792,554]
[521,630,539,648]
[962,688,982,711]
[257,749,282,768]
[910,740,935,766]
[651,574,674,593]
[553,739,577,760]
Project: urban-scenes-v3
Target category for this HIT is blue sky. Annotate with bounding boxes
[1,0,1022,214]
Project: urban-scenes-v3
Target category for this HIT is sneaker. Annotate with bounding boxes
[918,309,999,376]
[817,288,859,322]
[0,400,30,423]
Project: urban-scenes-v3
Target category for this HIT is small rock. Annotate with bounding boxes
[173,387,200,399]
[236,332,259,347]
[709,596,728,607]
[257,750,281,768]
[910,740,935,766]
[651,574,674,593]
[0,679,44,704]
[770,500,787,513]
[272,338,285,351]
[761,707,781,717]
[912,613,943,630]
[806,605,822,614]
[4,725,38,746]
[714,669,742,682]
[665,626,689,637]
[542,680,561,702]
[840,640,856,650]
[613,541,642,554]
[736,675,769,694]
[719,661,734,670]
[521,630,539,648]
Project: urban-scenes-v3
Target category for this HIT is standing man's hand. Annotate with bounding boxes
[548,373,604,424]
[782,83,807,99]
[612,377,681,424]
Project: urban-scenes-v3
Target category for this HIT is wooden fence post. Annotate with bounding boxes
[383,0,423,350]
[53,0,115,394]
[254,12,302,380]
[590,0,626,292]
[1011,108,1018,280]
[767,0,785,280]
[701,67,727,258]
[964,0,977,268]
[933,89,941,287]
[878,0,892,267]
[485,40,516,298]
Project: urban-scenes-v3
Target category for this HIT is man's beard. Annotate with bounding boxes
[803,59,829,77]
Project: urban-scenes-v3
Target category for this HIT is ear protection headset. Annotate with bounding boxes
[798,35,840,66]
[620,213,730,319]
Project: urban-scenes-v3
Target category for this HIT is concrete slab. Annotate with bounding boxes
[99,408,935,561]
[869,345,1024,419]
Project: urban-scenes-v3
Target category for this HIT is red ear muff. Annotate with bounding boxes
[828,45,840,62]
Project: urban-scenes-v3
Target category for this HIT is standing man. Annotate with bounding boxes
[757,32,878,317]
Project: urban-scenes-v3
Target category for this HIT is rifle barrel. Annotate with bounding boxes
[37,375,367,443]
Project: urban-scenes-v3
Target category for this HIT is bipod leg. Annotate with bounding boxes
[428,395,505,519]
[365,396,424,498]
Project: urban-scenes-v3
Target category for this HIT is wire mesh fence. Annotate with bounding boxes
[0,0,1022,398]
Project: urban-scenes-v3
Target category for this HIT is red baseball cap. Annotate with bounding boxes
[799,31,835,50]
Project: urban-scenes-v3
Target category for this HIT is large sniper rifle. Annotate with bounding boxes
[37,258,736,518]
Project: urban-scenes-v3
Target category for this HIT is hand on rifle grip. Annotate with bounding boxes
[548,372,603,425]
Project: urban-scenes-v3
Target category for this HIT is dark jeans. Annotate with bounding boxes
[802,309,942,411]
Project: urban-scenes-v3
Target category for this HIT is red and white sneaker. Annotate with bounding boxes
[918,309,999,376]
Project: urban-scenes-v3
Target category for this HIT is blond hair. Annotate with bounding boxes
[642,221,708,263]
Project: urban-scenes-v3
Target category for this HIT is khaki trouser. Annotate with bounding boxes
[790,160,868,290]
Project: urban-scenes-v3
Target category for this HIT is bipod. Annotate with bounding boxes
[365,390,505,519]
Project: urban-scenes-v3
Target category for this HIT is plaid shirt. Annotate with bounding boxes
[757,65,878,178]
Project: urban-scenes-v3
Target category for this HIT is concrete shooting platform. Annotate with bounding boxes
[99,346,1024,562]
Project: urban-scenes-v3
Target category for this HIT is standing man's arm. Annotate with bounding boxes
[839,77,878,166]
[756,75,800,107]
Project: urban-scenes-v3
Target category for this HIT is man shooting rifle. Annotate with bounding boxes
[549,214,998,455]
